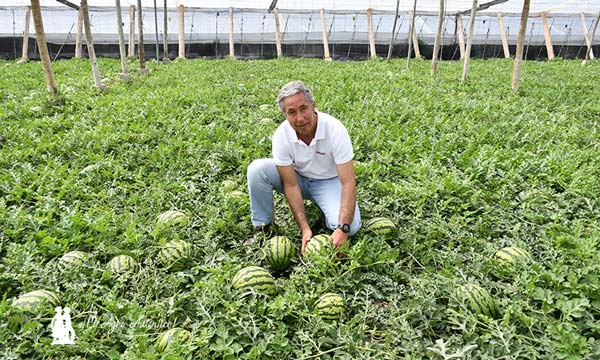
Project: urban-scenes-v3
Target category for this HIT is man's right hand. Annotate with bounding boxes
[300,228,313,256]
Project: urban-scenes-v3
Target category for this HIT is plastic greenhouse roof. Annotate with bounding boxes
[2,0,599,15]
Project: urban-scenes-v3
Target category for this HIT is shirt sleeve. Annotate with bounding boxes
[331,124,354,164]
[272,126,293,166]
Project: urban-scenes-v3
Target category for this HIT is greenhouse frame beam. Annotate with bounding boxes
[55,0,78,11]
[457,0,507,15]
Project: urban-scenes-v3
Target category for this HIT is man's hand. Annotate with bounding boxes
[330,228,348,248]
[300,228,313,256]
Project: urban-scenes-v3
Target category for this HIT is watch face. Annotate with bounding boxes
[340,224,350,233]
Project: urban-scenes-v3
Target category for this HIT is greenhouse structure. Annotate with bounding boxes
[0,0,599,60]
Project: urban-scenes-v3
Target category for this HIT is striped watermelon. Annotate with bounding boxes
[57,250,89,271]
[494,247,531,264]
[232,266,276,296]
[264,236,295,271]
[456,283,499,318]
[364,217,396,236]
[107,255,138,275]
[315,293,345,320]
[13,290,60,311]
[159,240,192,270]
[157,328,191,352]
[157,210,188,227]
[305,234,331,256]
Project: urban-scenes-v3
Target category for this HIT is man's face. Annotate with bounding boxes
[282,92,317,138]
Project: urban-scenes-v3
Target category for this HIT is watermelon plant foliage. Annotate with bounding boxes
[0,57,599,359]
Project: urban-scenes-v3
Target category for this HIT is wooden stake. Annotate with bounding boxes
[178,5,185,59]
[115,0,130,79]
[30,0,57,95]
[163,0,169,62]
[582,12,600,65]
[274,8,283,58]
[581,13,595,59]
[229,7,236,58]
[457,14,465,60]
[431,0,445,75]
[407,2,417,68]
[387,0,400,61]
[320,9,332,62]
[497,12,510,58]
[75,6,83,58]
[367,8,377,58]
[461,0,477,82]
[18,6,31,63]
[81,0,106,90]
[540,12,554,60]
[512,0,530,92]
[413,19,421,58]
[137,0,148,73]
[128,5,136,57]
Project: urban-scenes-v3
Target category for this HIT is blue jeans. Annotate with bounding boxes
[247,158,361,236]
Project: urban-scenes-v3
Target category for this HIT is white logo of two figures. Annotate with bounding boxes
[51,306,77,345]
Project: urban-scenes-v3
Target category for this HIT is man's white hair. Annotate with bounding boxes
[277,80,315,113]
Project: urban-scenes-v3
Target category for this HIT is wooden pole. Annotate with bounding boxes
[387,0,400,61]
[431,0,445,75]
[582,12,600,65]
[274,8,283,58]
[581,13,595,59]
[30,0,57,95]
[18,6,31,63]
[229,7,236,58]
[75,6,83,58]
[457,14,466,60]
[540,12,555,60]
[178,5,185,59]
[320,9,332,62]
[163,0,169,62]
[512,0,530,92]
[153,0,159,63]
[81,0,106,90]
[497,12,510,58]
[406,1,417,68]
[115,0,130,79]
[367,8,377,58]
[461,0,477,82]
[128,5,136,57]
[137,0,148,73]
[413,18,421,58]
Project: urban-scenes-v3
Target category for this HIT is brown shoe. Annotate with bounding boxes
[243,225,273,246]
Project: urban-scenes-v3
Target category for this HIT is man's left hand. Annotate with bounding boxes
[330,228,348,248]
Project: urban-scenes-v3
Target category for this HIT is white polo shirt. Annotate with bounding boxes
[272,111,354,179]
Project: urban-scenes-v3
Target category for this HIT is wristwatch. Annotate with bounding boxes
[336,223,350,233]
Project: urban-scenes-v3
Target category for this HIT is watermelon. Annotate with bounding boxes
[107,255,138,275]
[456,283,499,318]
[364,217,396,236]
[315,293,345,320]
[232,266,276,296]
[157,328,191,352]
[221,179,237,191]
[156,210,188,227]
[264,236,295,271]
[305,234,331,256]
[13,290,60,311]
[159,240,192,270]
[57,250,89,271]
[494,247,531,264]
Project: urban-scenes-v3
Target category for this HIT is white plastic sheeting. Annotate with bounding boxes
[0,1,598,48]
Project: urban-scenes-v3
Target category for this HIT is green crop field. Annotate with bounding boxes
[1,57,599,359]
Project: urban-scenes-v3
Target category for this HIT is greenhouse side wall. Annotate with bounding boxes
[1,7,598,60]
